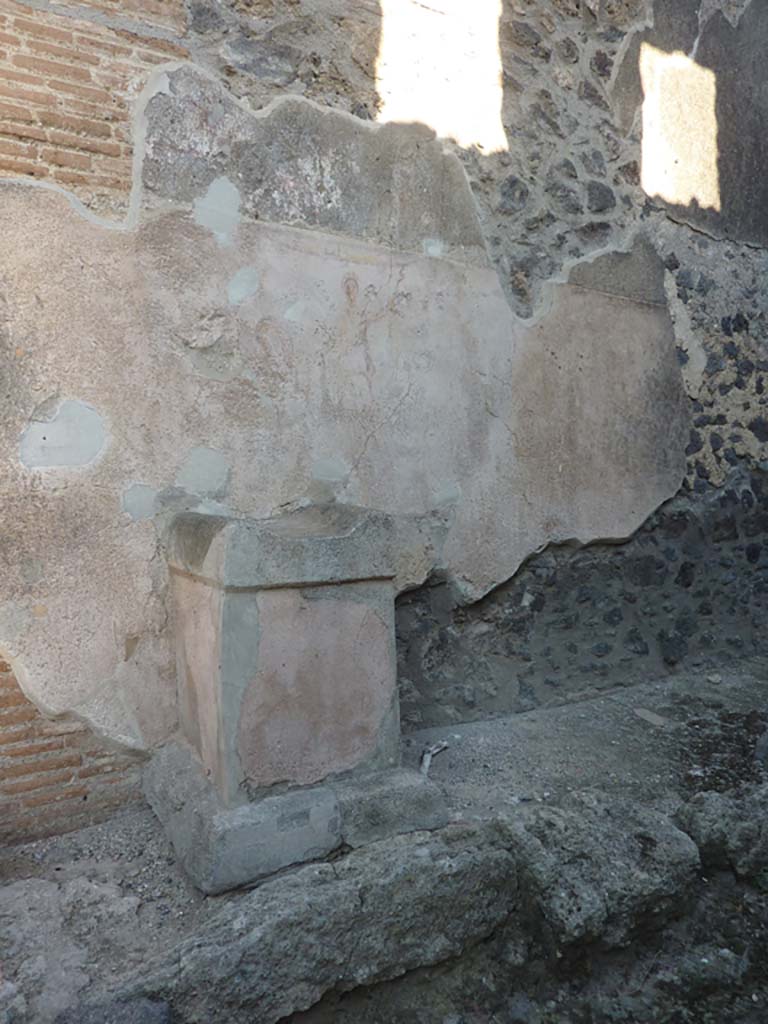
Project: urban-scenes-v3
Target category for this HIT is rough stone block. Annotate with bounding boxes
[143,742,342,894]
[168,503,397,588]
[331,768,450,848]
[143,741,450,894]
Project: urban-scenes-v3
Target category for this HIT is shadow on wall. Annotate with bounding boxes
[368,0,768,302]
[614,0,768,248]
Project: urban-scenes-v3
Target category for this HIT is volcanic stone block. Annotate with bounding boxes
[143,741,449,894]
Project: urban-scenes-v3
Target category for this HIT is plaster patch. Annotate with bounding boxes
[75,687,143,750]
[122,483,158,521]
[195,498,232,516]
[193,176,241,246]
[175,447,231,498]
[306,456,350,502]
[19,399,106,469]
[21,559,44,585]
[0,602,29,644]
[227,265,260,306]
[313,457,349,485]
[284,299,306,323]
[434,482,461,507]
[664,269,706,397]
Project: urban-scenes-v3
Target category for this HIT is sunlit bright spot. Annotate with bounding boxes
[640,42,721,212]
[375,0,507,153]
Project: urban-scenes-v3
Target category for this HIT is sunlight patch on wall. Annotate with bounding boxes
[640,43,721,212]
[375,0,506,153]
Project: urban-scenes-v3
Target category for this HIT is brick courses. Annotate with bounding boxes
[65,0,187,33]
[0,659,145,844]
[0,0,188,213]
[0,0,188,840]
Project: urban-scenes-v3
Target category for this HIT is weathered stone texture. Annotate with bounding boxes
[123,822,520,1021]
[676,784,768,882]
[110,793,698,1022]
[142,67,488,265]
[398,465,768,728]
[0,0,765,769]
[143,740,449,893]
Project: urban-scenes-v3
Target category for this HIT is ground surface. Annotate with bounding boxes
[402,658,768,815]
[0,659,766,1023]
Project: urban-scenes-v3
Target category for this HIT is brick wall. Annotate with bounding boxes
[0,659,145,844]
[0,0,188,214]
[65,0,187,33]
[0,2,187,843]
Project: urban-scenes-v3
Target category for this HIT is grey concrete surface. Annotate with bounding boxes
[402,657,768,817]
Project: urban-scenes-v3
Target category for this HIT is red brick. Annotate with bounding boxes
[136,39,189,61]
[90,69,133,90]
[51,168,127,189]
[0,66,52,89]
[65,98,128,122]
[0,705,40,727]
[35,108,112,138]
[21,783,89,807]
[0,81,56,108]
[0,738,65,758]
[12,17,74,45]
[0,99,38,123]
[27,39,103,67]
[0,723,40,746]
[0,689,32,709]
[0,121,47,142]
[46,129,121,156]
[0,139,37,161]
[2,766,79,795]
[37,719,87,737]
[72,33,133,59]
[96,154,131,173]
[40,146,91,169]
[45,78,115,105]
[0,751,82,779]
[13,54,94,83]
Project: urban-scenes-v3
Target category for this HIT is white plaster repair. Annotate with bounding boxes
[122,484,159,521]
[284,299,307,323]
[19,399,107,469]
[193,176,242,247]
[175,447,231,498]
[227,266,260,306]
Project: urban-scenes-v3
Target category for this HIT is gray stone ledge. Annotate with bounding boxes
[143,741,449,894]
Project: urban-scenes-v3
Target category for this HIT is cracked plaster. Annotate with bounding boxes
[0,65,688,747]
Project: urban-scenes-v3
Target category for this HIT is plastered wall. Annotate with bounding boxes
[1,0,764,766]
